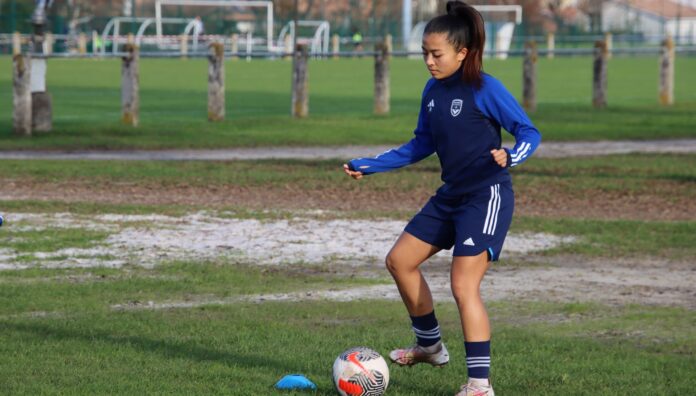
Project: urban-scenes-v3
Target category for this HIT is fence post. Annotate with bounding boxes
[546,32,555,59]
[180,34,188,59]
[385,34,393,60]
[332,34,340,60]
[91,31,98,54]
[523,41,537,113]
[604,32,613,59]
[78,33,87,54]
[291,44,309,118]
[659,36,675,106]
[44,32,54,55]
[208,42,225,122]
[283,34,293,60]
[121,44,139,126]
[593,40,608,109]
[13,54,32,136]
[13,32,21,55]
[374,40,390,115]
[230,33,239,60]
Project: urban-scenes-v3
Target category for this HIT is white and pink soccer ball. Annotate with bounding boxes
[332,347,390,396]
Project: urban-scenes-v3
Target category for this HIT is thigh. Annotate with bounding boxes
[452,183,514,261]
[403,195,457,252]
[387,231,442,272]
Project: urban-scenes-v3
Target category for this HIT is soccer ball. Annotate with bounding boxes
[332,347,390,396]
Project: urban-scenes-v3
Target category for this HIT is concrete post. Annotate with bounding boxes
[13,54,32,136]
[659,36,675,106]
[44,32,54,55]
[92,30,98,54]
[605,32,613,59]
[230,33,239,60]
[546,32,555,59]
[121,44,139,126]
[180,34,188,59]
[523,41,537,113]
[12,32,21,55]
[385,34,393,61]
[207,42,225,122]
[283,34,293,60]
[593,40,608,109]
[332,34,340,59]
[291,44,309,118]
[78,33,87,54]
[374,40,390,115]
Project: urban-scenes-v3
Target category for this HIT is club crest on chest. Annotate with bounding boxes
[450,99,463,117]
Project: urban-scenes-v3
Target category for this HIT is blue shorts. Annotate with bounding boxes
[404,183,514,261]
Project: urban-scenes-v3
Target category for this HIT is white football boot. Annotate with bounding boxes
[388,341,449,367]
[455,380,495,396]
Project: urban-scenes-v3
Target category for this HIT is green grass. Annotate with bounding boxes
[1,56,695,149]
[0,293,694,395]
[0,153,694,189]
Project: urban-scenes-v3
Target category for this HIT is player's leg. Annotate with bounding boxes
[385,231,441,316]
[387,195,456,367]
[386,231,451,367]
[452,183,514,396]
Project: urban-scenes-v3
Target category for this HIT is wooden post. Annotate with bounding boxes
[546,32,555,59]
[659,36,675,106]
[523,41,537,113]
[12,32,21,55]
[604,32,613,59]
[291,44,309,118]
[332,34,340,59]
[121,44,139,126]
[180,34,188,59]
[13,54,32,136]
[374,40,390,115]
[78,33,87,54]
[207,42,225,122]
[44,32,54,55]
[230,33,239,60]
[593,40,608,109]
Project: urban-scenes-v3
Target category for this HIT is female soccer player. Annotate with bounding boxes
[343,2,541,395]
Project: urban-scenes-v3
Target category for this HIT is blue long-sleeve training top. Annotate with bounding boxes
[348,72,541,197]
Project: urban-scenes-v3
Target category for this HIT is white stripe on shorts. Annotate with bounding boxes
[483,184,500,235]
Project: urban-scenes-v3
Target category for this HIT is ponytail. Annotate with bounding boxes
[424,1,486,88]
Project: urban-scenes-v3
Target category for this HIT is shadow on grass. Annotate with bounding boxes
[1,320,287,370]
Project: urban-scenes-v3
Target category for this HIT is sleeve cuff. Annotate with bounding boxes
[504,148,512,168]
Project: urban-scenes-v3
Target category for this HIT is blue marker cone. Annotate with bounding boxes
[275,374,316,390]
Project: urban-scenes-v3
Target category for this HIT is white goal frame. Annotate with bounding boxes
[155,0,274,49]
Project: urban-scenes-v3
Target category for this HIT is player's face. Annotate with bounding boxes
[422,32,467,80]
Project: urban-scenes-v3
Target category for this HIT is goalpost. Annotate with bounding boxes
[407,5,522,59]
[154,0,274,50]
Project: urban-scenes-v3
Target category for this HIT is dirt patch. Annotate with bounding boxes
[2,179,694,221]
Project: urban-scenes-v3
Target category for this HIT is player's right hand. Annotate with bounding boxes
[343,164,364,180]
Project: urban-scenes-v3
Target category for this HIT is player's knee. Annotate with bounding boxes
[385,252,398,274]
[450,281,479,304]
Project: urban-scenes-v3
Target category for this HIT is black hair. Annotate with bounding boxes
[424,1,486,88]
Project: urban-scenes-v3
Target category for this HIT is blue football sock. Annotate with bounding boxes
[410,311,441,347]
[465,340,491,379]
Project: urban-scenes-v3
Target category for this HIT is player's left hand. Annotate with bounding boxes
[490,149,508,168]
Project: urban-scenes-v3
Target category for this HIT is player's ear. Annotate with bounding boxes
[457,47,468,62]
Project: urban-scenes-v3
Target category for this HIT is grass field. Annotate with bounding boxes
[1,52,695,395]
[1,56,695,149]
[1,150,695,394]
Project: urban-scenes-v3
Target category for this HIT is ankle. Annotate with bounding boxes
[468,377,490,387]
[418,340,442,354]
